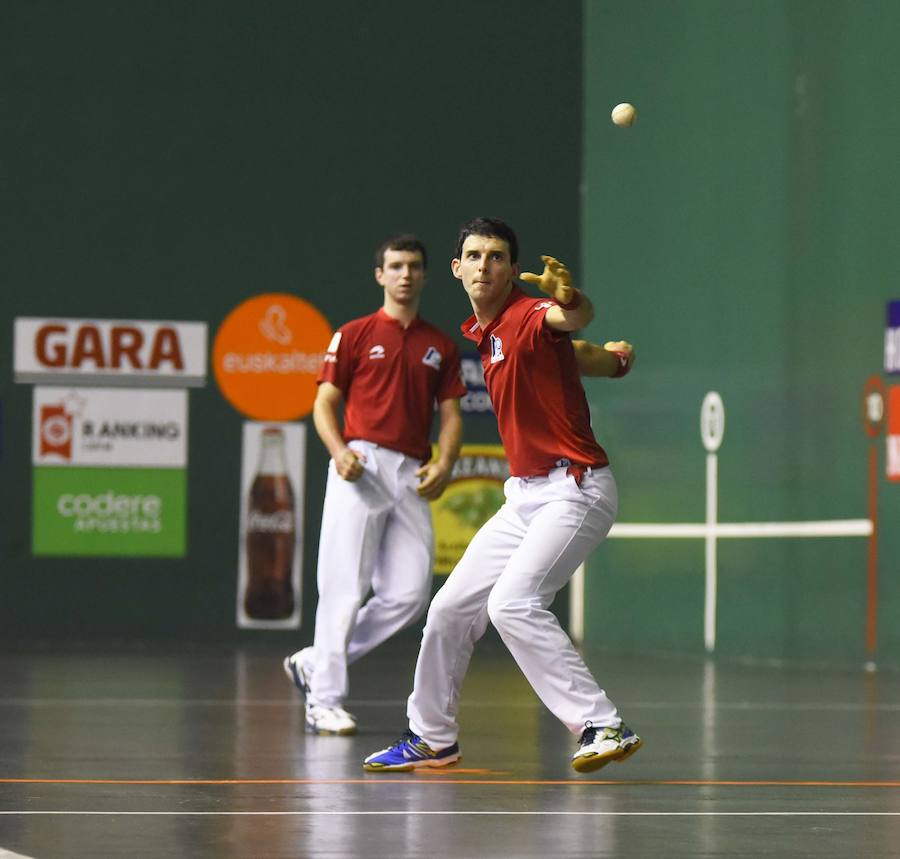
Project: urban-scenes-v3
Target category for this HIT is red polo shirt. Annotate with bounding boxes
[461,286,609,477]
[319,308,465,462]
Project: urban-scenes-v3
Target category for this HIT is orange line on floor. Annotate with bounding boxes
[416,769,506,776]
[2,778,900,788]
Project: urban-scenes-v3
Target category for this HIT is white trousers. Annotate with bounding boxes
[407,466,621,748]
[310,441,434,707]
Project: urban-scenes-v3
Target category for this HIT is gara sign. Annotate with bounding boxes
[14,317,207,386]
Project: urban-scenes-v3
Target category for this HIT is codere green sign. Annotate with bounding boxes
[32,467,186,556]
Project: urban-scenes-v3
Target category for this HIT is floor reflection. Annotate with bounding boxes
[0,644,898,857]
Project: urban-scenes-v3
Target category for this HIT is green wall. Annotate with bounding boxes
[582,0,900,667]
[4,0,898,667]
[0,0,582,641]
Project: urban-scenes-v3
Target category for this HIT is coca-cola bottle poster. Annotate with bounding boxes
[236,422,306,628]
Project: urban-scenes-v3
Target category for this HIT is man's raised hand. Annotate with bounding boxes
[520,255,576,305]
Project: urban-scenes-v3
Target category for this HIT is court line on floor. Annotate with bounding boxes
[1,699,898,711]
[2,778,900,788]
[0,810,899,817]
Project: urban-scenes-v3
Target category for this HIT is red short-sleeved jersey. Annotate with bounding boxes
[319,308,466,462]
[461,286,609,477]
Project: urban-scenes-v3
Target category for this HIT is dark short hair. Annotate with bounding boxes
[375,234,428,270]
[454,217,519,264]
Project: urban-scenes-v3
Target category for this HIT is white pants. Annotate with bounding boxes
[407,466,621,748]
[310,441,434,707]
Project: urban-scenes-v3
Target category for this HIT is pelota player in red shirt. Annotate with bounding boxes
[284,234,465,736]
[364,217,640,773]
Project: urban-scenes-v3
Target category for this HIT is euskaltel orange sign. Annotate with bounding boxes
[213,294,333,421]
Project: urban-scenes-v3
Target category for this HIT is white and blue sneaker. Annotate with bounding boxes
[306,702,357,736]
[283,647,314,698]
[363,730,461,772]
[571,722,642,773]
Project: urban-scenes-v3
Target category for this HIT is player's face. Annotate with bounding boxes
[375,249,426,305]
[452,235,518,306]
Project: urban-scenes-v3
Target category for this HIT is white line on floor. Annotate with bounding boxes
[0,811,898,817]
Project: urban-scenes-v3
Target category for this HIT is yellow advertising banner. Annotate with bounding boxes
[430,444,509,574]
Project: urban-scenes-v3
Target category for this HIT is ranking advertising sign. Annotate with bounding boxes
[31,387,188,556]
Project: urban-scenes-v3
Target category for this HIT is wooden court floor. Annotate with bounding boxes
[0,640,898,858]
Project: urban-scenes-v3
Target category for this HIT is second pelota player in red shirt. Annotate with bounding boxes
[364,217,640,774]
[284,234,465,736]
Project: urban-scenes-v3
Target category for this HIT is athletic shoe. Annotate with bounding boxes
[283,647,314,697]
[363,730,461,772]
[305,702,357,736]
[571,722,642,773]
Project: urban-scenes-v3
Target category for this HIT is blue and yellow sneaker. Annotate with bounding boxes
[363,730,461,772]
[571,722,642,773]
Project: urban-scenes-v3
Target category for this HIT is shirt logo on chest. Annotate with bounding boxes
[422,346,443,370]
[489,334,505,364]
[369,345,386,360]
